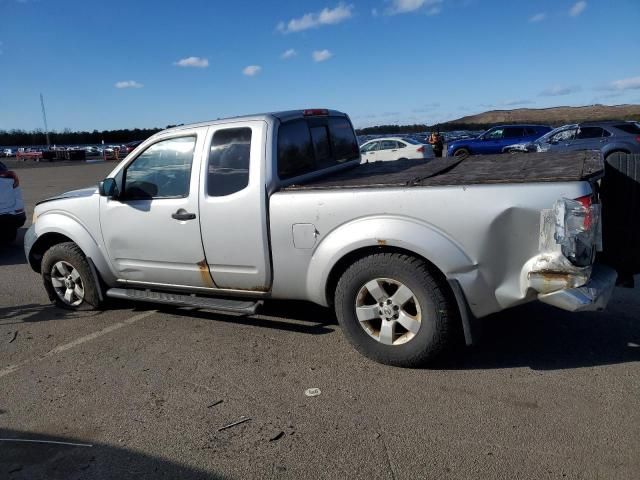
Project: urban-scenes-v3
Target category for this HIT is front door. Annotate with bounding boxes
[100,130,211,288]
[198,120,271,291]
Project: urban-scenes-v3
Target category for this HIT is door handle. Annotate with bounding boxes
[172,209,196,221]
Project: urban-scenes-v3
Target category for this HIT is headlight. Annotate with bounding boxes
[32,211,38,224]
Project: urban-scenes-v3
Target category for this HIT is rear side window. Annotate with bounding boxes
[379,140,398,150]
[277,120,315,178]
[278,116,359,179]
[576,127,604,139]
[328,117,359,162]
[310,126,332,167]
[503,127,525,138]
[208,127,252,197]
[614,123,640,134]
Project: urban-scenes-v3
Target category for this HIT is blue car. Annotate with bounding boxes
[446,125,551,157]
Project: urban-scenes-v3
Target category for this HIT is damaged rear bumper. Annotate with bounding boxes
[537,265,617,312]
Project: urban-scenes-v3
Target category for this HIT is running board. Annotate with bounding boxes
[106,288,261,314]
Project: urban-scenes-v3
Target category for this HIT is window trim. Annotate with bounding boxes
[121,134,197,201]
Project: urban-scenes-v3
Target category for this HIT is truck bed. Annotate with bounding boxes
[285,150,603,191]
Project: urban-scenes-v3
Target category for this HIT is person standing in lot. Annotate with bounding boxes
[429,131,444,157]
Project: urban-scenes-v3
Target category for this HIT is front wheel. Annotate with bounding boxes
[42,242,103,310]
[334,253,456,367]
[453,148,470,157]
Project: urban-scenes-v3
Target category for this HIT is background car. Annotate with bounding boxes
[0,160,26,244]
[2,148,14,157]
[360,137,434,163]
[446,124,551,157]
[124,140,143,154]
[523,121,640,160]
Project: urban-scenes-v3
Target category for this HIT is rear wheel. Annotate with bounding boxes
[453,148,470,157]
[42,242,102,310]
[334,253,456,367]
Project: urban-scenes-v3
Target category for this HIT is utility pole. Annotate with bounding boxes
[40,93,51,147]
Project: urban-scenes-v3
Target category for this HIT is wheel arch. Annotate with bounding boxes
[305,216,477,307]
[29,213,117,284]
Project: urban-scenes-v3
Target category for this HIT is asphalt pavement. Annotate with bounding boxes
[1,160,639,479]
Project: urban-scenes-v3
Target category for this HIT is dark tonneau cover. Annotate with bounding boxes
[285,151,603,191]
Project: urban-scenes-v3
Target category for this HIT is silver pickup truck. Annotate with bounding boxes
[25,109,617,366]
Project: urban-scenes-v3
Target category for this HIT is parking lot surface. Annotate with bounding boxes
[1,161,639,479]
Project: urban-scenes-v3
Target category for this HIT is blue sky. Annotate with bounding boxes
[1,0,639,131]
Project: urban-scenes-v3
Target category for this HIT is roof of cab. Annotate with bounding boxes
[159,109,349,135]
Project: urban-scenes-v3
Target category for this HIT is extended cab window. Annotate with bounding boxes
[123,136,195,200]
[278,116,359,180]
[208,128,252,197]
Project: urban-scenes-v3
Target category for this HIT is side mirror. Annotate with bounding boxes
[99,178,119,198]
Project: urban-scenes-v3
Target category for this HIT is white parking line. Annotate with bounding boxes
[0,310,156,379]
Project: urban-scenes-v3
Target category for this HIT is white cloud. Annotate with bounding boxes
[281,49,297,59]
[277,3,353,33]
[115,80,143,89]
[607,76,640,91]
[569,1,586,17]
[174,56,209,68]
[312,49,333,62]
[529,12,546,23]
[386,0,443,15]
[540,85,581,96]
[242,65,262,76]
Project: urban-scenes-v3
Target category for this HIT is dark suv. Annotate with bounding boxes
[446,124,551,157]
[511,121,640,159]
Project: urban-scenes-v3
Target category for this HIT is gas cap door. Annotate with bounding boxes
[292,223,318,249]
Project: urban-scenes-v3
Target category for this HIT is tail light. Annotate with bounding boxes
[635,135,640,143]
[0,170,19,188]
[416,146,425,153]
[575,194,593,230]
[553,195,600,267]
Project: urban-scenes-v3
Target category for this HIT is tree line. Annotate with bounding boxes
[0,126,184,146]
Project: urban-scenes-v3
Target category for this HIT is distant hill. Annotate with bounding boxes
[445,104,640,128]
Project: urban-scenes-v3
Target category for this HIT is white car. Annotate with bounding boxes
[0,161,26,244]
[2,148,13,157]
[360,137,434,163]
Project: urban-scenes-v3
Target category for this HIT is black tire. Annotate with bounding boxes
[453,148,470,157]
[0,227,17,245]
[334,253,456,367]
[41,242,102,310]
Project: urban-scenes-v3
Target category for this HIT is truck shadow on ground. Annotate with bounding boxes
[0,428,223,480]
[0,228,28,267]
[446,289,640,371]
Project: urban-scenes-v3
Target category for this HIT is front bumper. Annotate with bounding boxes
[23,224,37,268]
[537,265,617,312]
